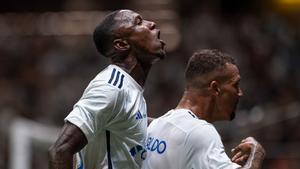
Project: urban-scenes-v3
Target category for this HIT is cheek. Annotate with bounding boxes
[221,92,237,109]
[136,30,157,47]
[136,36,156,50]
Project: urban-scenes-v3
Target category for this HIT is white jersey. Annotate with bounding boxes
[143,109,241,169]
[65,64,148,169]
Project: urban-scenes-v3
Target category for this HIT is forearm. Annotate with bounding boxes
[48,147,73,169]
[49,161,73,169]
[48,122,88,169]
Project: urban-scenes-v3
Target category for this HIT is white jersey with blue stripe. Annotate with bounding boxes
[65,64,148,169]
[143,109,241,169]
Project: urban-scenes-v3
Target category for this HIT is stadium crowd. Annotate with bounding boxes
[0,0,300,168]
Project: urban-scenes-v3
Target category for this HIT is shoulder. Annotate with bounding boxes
[99,65,126,89]
[186,122,220,148]
[92,65,126,89]
[94,64,141,92]
[86,65,129,94]
[75,66,129,108]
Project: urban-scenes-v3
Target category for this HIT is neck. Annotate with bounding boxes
[113,54,152,87]
[176,90,216,123]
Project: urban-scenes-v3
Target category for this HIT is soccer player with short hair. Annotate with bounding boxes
[143,49,265,169]
[48,9,166,169]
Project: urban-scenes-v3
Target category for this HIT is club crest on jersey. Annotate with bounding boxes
[108,68,125,89]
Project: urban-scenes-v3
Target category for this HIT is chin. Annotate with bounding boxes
[155,42,166,59]
[151,51,166,63]
[158,51,166,59]
[151,57,161,64]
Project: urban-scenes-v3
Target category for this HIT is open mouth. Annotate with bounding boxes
[157,30,166,48]
[158,30,161,39]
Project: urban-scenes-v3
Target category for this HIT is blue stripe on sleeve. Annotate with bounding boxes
[118,74,125,89]
[108,68,116,84]
[113,71,120,86]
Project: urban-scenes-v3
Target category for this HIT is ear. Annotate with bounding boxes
[113,39,130,51]
[209,80,221,96]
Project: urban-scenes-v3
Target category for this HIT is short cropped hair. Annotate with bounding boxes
[93,10,121,57]
[185,49,236,82]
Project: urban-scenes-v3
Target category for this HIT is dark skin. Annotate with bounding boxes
[49,9,166,169]
[176,63,265,169]
[48,123,87,169]
[111,11,165,86]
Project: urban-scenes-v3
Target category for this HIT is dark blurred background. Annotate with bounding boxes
[1,0,300,169]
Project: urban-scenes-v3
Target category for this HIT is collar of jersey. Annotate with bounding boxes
[109,64,144,92]
[173,108,199,119]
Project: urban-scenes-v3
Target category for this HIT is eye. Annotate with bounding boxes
[136,17,142,25]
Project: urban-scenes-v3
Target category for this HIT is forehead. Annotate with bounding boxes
[115,10,140,23]
[222,63,240,81]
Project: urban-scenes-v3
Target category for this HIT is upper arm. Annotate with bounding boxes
[65,83,121,141]
[50,122,88,156]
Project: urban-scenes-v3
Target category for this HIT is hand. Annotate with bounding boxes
[231,137,265,166]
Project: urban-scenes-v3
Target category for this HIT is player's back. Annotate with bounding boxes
[143,109,210,169]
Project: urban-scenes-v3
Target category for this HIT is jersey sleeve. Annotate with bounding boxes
[185,124,241,169]
[65,82,122,142]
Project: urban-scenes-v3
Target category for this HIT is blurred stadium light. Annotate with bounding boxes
[274,0,300,12]
[276,0,300,5]
[0,10,180,51]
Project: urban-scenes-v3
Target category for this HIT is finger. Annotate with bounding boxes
[233,144,247,153]
[234,155,249,166]
[232,151,242,161]
[236,142,253,152]
[232,138,255,154]
[237,142,249,149]
[241,137,254,143]
[231,145,242,154]
[235,154,249,162]
[231,147,238,154]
